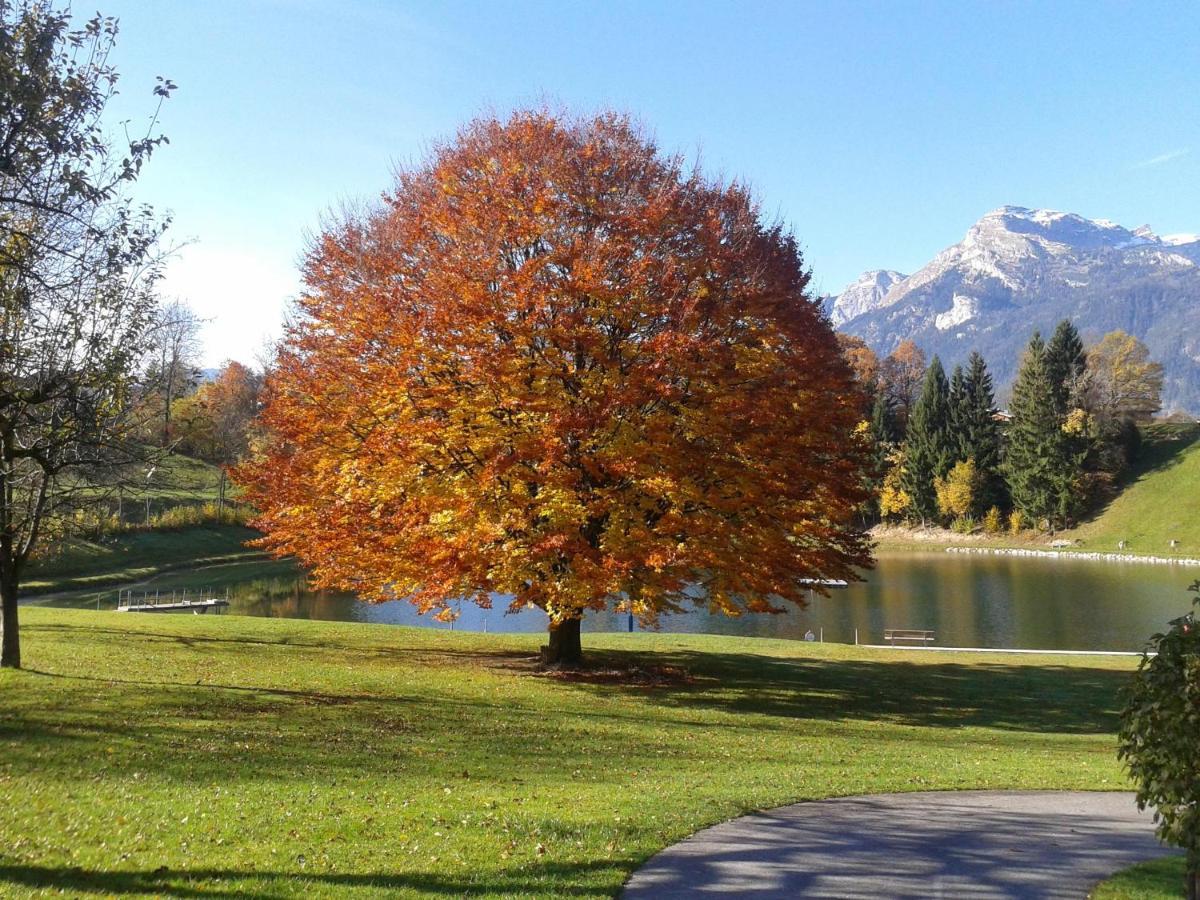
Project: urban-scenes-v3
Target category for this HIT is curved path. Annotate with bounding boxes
[622,791,1178,899]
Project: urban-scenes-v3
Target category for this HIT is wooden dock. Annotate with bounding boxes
[114,588,230,614]
[117,598,230,614]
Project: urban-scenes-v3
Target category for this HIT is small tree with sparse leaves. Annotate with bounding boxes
[1117,581,1200,900]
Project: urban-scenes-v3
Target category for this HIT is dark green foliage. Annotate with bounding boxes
[1117,582,1200,900]
[870,386,897,446]
[1004,335,1080,529]
[956,352,1005,512]
[1044,320,1087,416]
[901,356,954,522]
[948,364,967,444]
[860,386,895,520]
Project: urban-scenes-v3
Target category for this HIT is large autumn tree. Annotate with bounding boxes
[239,111,872,665]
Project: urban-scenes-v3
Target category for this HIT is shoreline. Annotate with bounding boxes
[942,545,1200,567]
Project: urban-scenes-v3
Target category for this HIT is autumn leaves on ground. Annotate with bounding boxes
[0,608,1135,899]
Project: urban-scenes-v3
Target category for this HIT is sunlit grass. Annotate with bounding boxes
[1090,856,1188,899]
[0,608,1138,898]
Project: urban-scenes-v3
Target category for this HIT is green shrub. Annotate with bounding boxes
[1117,582,1200,899]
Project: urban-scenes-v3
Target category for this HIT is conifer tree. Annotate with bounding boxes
[862,385,895,521]
[901,356,953,523]
[957,352,1004,512]
[1005,335,1077,529]
[949,364,967,445]
[1045,320,1086,416]
[869,386,896,447]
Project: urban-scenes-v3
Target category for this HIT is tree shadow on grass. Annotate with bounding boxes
[18,618,1128,736]
[22,620,536,666]
[0,861,622,898]
[556,647,1129,735]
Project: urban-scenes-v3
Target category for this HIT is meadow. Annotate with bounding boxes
[0,608,1141,898]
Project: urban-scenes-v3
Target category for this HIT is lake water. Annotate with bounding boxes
[36,550,1199,652]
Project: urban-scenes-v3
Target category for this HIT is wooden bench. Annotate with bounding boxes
[884,628,936,646]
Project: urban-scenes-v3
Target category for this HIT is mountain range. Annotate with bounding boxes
[821,206,1200,413]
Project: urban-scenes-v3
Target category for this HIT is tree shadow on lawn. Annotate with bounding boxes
[23,621,536,666]
[15,621,1126,744]
[0,861,620,898]
[21,620,1128,734]
[556,647,1129,735]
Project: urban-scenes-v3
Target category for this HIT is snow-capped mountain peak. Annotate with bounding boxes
[823,268,906,326]
[827,206,1200,412]
[1163,233,1200,247]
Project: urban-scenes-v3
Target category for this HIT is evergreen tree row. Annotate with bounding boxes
[866,319,1160,533]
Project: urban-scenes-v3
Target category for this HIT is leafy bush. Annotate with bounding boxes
[148,502,253,530]
[951,515,976,534]
[983,506,1003,535]
[1008,509,1025,535]
[1117,581,1200,900]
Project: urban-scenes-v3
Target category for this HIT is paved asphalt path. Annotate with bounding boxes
[622,791,1178,899]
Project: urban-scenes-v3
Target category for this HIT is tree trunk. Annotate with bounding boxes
[541,616,583,668]
[1187,861,1198,900]
[1,571,19,669]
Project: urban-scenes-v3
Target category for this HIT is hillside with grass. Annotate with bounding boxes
[22,453,262,596]
[1064,423,1200,555]
[0,609,1138,898]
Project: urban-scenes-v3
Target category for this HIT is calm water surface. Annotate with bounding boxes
[37,551,1198,652]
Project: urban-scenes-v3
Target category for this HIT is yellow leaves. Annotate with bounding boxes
[1085,330,1164,423]
[428,509,457,529]
[878,448,911,519]
[1062,407,1092,436]
[934,457,977,520]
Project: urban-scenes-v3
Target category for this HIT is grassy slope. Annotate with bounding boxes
[1067,424,1200,555]
[1091,857,1187,899]
[21,452,261,596]
[876,424,1200,560]
[22,526,265,595]
[145,451,229,503]
[0,609,1138,898]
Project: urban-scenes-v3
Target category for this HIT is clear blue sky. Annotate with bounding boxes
[99,0,1200,366]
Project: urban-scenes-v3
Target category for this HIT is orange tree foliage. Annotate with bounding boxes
[237,110,872,664]
[836,333,880,391]
[171,361,262,463]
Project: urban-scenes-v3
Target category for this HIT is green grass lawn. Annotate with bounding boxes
[147,451,229,502]
[0,608,1141,898]
[1091,857,1188,899]
[23,526,264,596]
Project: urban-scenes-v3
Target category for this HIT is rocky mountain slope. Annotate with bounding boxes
[823,207,1200,413]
